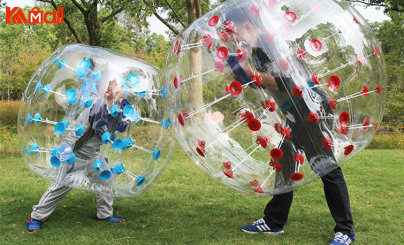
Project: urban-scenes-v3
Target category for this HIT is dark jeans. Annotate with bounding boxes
[263,167,355,237]
[264,93,355,237]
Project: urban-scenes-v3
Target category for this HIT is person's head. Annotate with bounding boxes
[104,79,123,104]
[225,7,263,46]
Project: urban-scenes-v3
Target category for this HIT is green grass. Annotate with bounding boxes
[0,149,403,244]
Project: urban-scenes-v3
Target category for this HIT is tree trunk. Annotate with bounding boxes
[186,0,203,112]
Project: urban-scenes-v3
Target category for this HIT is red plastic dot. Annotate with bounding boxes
[265,31,275,43]
[214,61,224,73]
[229,81,243,96]
[294,153,304,164]
[291,173,304,181]
[281,127,291,139]
[261,100,276,112]
[251,75,262,86]
[312,74,321,85]
[270,148,283,159]
[224,170,233,178]
[308,111,319,124]
[339,112,350,125]
[208,16,219,27]
[274,123,282,134]
[256,136,268,149]
[253,186,264,193]
[361,85,370,97]
[196,147,206,157]
[217,46,229,59]
[373,47,380,58]
[356,53,365,64]
[224,22,235,34]
[363,118,371,129]
[293,85,303,98]
[250,179,260,187]
[219,32,229,42]
[198,139,206,149]
[174,77,183,89]
[322,138,332,150]
[279,58,289,71]
[328,98,337,110]
[173,40,182,54]
[250,5,260,17]
[248,119,261,131]
[375,84,382,95]
[344,144,354,155]
[202,35,213,48]
[353,15,361,25]
[241,110,254,123]
[284,11,297,22]
[223,161,232,170]
[224,86,230,95]
[328,75,340,90]
[336,124,349,135]
[262,135,271,144]
[270,159,282,171]
[297,48,306,59]
[310,39,323,52]
[178,114,185,126]
[237,48,248,63]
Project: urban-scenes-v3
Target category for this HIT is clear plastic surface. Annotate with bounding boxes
[18,44,175,198]
[165,0,387,195]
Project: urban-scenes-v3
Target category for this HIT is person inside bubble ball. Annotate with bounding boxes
[27,79,128,233]
[224,7,355,245]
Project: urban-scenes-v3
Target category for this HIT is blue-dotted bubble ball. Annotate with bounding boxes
[18,44,174,197]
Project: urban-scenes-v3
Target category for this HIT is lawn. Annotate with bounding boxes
[0,148,403,244]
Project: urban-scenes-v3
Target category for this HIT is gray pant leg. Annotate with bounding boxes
[31,182,72,221]
[96,194,114,219]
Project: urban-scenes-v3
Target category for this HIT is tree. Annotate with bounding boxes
[38,0,148,46]
[348,0,403,13]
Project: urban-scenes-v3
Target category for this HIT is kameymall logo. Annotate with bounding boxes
[6,7,64,24]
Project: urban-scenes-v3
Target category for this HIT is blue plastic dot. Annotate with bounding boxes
[135,91,146,98]
[66,153,76,164]
[123,138,133,149]
[25,146,32,155]
[50,146,59,157]
[34,113,42,124]
[58,59,66,69]
[160,85,168,99]
[123,104,134,117]
[75,124,84,136]
[128,73,139,86]
[93,160,102,172]
[75,68,87,79]
[55,121,67,135]
[35,82,44,93]
[59,143,73,161]
[43,84,51,95]
[65,88,77,104]
[110,105,120,117]
[160,119,170,130]
[26,114,33,124]
[81,80,94,97]
[52,56,60,64]
[82,98,93,109]
[112,139,124,151]
[90,70,101,82]
[102,132,111,145]
[50,156,61,168]
[152,149,161,160]
[99,170,112,180]
[136,175,147,186]
[79,60,91,70]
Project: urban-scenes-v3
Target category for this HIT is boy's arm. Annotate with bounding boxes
[63,107,92,148]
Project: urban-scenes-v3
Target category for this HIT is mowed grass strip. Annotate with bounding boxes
[0,149,402,244]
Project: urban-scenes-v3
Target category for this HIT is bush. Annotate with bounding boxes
[367,126,404,149]
[0,100,19,134]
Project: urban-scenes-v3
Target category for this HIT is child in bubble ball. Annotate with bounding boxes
[225,7,355,245]
[27,79,128,232]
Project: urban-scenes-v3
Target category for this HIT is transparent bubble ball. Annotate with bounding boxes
[165,0,386,195]
[18,44,174,198]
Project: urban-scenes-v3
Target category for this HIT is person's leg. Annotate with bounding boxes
[263,191,293,229]
[96,194,114,219]
[321,167,355,237]
[31,182,72,221]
